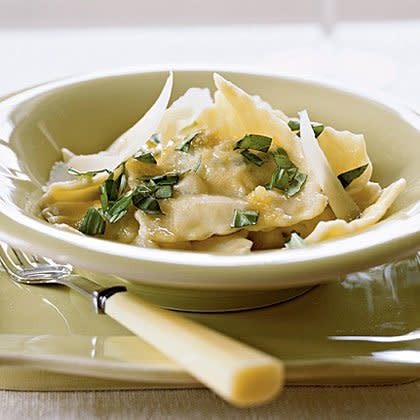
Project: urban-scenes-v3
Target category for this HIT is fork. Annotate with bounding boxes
[0,242,284,407]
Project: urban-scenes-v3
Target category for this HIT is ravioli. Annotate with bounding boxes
[305,179,406,243]
[39,73,406,254]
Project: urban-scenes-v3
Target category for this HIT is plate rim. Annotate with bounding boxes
[0,67,420,289]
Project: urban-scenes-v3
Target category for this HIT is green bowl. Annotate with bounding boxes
[0,69,419,311]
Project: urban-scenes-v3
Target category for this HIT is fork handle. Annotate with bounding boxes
[104,291,284,407]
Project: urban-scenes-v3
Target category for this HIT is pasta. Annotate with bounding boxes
[39,73,406,254]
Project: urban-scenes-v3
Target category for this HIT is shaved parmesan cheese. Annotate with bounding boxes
[298,110,360,222]
[157,87,212,145]
[67,72,173,172]
[61,148,76,162]
[47,161,73,184]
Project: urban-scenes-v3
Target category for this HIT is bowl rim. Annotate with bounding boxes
[0,67,419,287]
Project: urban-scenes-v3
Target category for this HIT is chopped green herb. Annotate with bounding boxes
[99,183,109,212]
[288,119,300,131]
[99,168,127,213]
[103,177,118,201]
[134,152,157,164]
[106,191,133,224]
[266,168,295,191]
[285,232,306,249]
[338,164,369,188]
[117,172,127,196]
[230,209,259,228]
[287,120,325,138]
[132,194,163,215]
[240,150,265,166]
[265,148,307,197]
[176,131,201,153]
[150,133,161,144]
[140,174,179,186]
[272,148,294,169]
[154,185,173,199]
[233,134,272,152]
[79,208,106,235]
[286,172,308,197]
[312,124,324,138]
[68,167,111,179]
[192,157,202,173]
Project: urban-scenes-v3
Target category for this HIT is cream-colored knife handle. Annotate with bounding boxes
[105,292,284,407]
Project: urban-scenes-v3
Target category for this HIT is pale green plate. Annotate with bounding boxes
[0,255,419,389]
[0,70,420,388]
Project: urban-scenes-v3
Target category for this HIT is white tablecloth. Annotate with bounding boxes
[1,21,419,419]
[2,383,420,419]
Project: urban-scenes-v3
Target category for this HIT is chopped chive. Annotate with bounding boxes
[338,164,369,188]
[230,209,259,228]
[240,150,265,167]
[233,134,272,152]
[285,232,306,249]
[79,208,106,235]
[134,152,157,164]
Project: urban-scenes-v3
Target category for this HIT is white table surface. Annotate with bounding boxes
[1,21,420,419]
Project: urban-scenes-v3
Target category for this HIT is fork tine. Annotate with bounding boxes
[32,255,57,266]
[0,243,21,275]
[11,248,37,268]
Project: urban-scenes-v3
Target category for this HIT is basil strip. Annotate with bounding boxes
[266,148,307,197]
[272,148,294,168]
[230,209,259,228]
[150,133,161,145]
[154,185,173,199]
[240,150,265,167]
[79,208,106,235]
[68,168,111,178]
[285,232,306,249]
[134,152,157,164]
[192,157,202,173]
[133,194,163,215]
[176,131,201,153]
[288,120,325,138]
[312,124,325,138]
[233,134,272,152]
[286,172,307,197]
[99,169,126,212]
[106,191,133,224]
[287,119,300,131]
[140,174,179,185]
[338,164,369,188]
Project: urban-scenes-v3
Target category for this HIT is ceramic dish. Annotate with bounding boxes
[0,254,420,389]
[0,69,419,301]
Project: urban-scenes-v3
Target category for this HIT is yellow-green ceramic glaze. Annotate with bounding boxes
[0,70,420,388]
[0,255,419,388]
[0,70,419,295]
